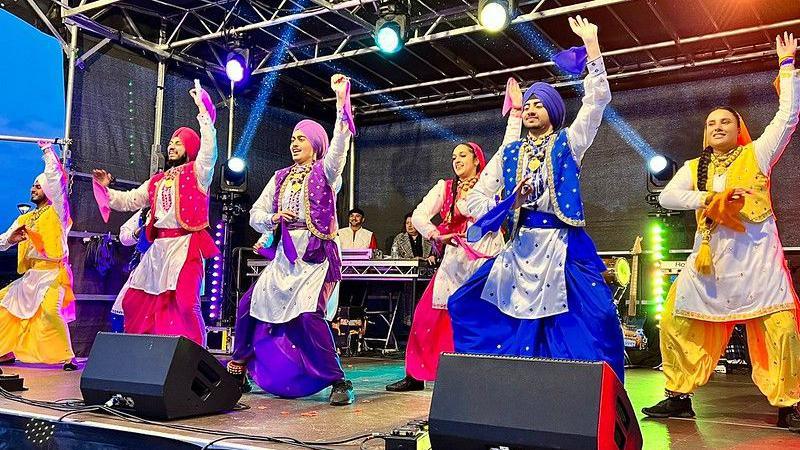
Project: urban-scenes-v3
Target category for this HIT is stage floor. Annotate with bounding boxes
[1,358,800,449]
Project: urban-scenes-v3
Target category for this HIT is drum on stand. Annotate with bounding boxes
[602,257,631,304]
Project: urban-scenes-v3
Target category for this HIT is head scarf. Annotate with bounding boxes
[170,127,201,162]
[702,107,752,149]
[522,82,566,130]
[293,119,330,160]
[457,142,487,174]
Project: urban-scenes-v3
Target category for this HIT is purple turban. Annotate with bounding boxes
[522,82,566,130]
[293,119,330,160]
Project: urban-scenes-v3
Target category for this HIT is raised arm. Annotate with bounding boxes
[503,78,524,147]
[753,33,800,174]
[193,111,218,192]
[38,142,71,226]
[324,74,354,185]
[249,175,277,234]
[565,16,610,164]
[411,180,447,239]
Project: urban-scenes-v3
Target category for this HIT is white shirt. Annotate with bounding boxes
[248,111,351,323]
[337,227,375,250]
[465,58,611,320]
[659,68,800,321]
[106,112,217,295]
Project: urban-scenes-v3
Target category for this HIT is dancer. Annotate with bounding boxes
[386,142,504,391]
[447,16,625,382]
[0,141,77,370]
[228,74,356,406]
[92,80,218,346]
[642,33,800,430]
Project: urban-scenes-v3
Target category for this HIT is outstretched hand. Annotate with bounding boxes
[8,225,27,244]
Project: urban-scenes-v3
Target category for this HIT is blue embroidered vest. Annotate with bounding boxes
[501,129,585,233]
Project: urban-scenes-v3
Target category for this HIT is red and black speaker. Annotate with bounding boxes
[429,353,642,450]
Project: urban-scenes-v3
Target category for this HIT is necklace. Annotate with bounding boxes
[710,146,743,176]
[27,205,51,226]
[457,176,478,194]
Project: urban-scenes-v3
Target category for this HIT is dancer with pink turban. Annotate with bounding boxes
[92,80,218,346]
[227,74,357,406]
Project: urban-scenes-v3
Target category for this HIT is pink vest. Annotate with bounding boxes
[146,163,210,242]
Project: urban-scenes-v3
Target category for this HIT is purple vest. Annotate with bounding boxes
[272,161,341,282]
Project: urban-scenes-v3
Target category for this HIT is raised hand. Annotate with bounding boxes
[189,79,208,115]
[506,78,523,109]
[331,73,350,107]
[777,32,798,61]
[568,15,601,60]
[37,140,54,152]
[92,169,113,187]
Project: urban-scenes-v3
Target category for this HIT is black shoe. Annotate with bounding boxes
[642,396,695,418]
[386,376,425,392]
[329,380,355,406]
[779,406,800,431]
[62,361,78,371]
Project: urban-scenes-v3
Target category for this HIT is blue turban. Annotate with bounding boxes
[522,82,566,130]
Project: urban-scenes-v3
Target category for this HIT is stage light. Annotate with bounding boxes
[479,0,516,32]
[376,22,403,53]
[17,203,31,215]
[375,0,408,54]
[648,154,677,186]
[221,156,248,193]
[648,155,667,174]
[225,49,249,83]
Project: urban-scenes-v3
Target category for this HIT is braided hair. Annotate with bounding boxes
[450,143,480,219]
[697,106,741,191]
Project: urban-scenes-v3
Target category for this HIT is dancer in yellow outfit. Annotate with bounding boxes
[643,32,800,431]
[0,141,77,371]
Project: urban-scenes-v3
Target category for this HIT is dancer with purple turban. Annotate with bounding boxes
[228,74,356,405]
[448,16,625,381]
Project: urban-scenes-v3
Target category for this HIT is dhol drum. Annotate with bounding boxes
[602,257,631,305]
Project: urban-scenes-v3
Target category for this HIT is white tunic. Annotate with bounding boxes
[338,227,375,249]
[0,148,72,320]
[249,113,351,324]
[106,112,216,296]
[465,58,611,320]
[411,181,504,309]
[659,69,800,322]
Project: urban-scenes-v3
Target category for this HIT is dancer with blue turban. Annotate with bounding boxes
[448,15,625,382]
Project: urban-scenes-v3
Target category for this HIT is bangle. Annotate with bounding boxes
[780,57,795,67]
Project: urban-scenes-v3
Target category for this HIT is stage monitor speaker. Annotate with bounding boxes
[429,354,642,450]
[80,333,242,420]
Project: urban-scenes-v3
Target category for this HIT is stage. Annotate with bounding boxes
[1,358,799,449]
